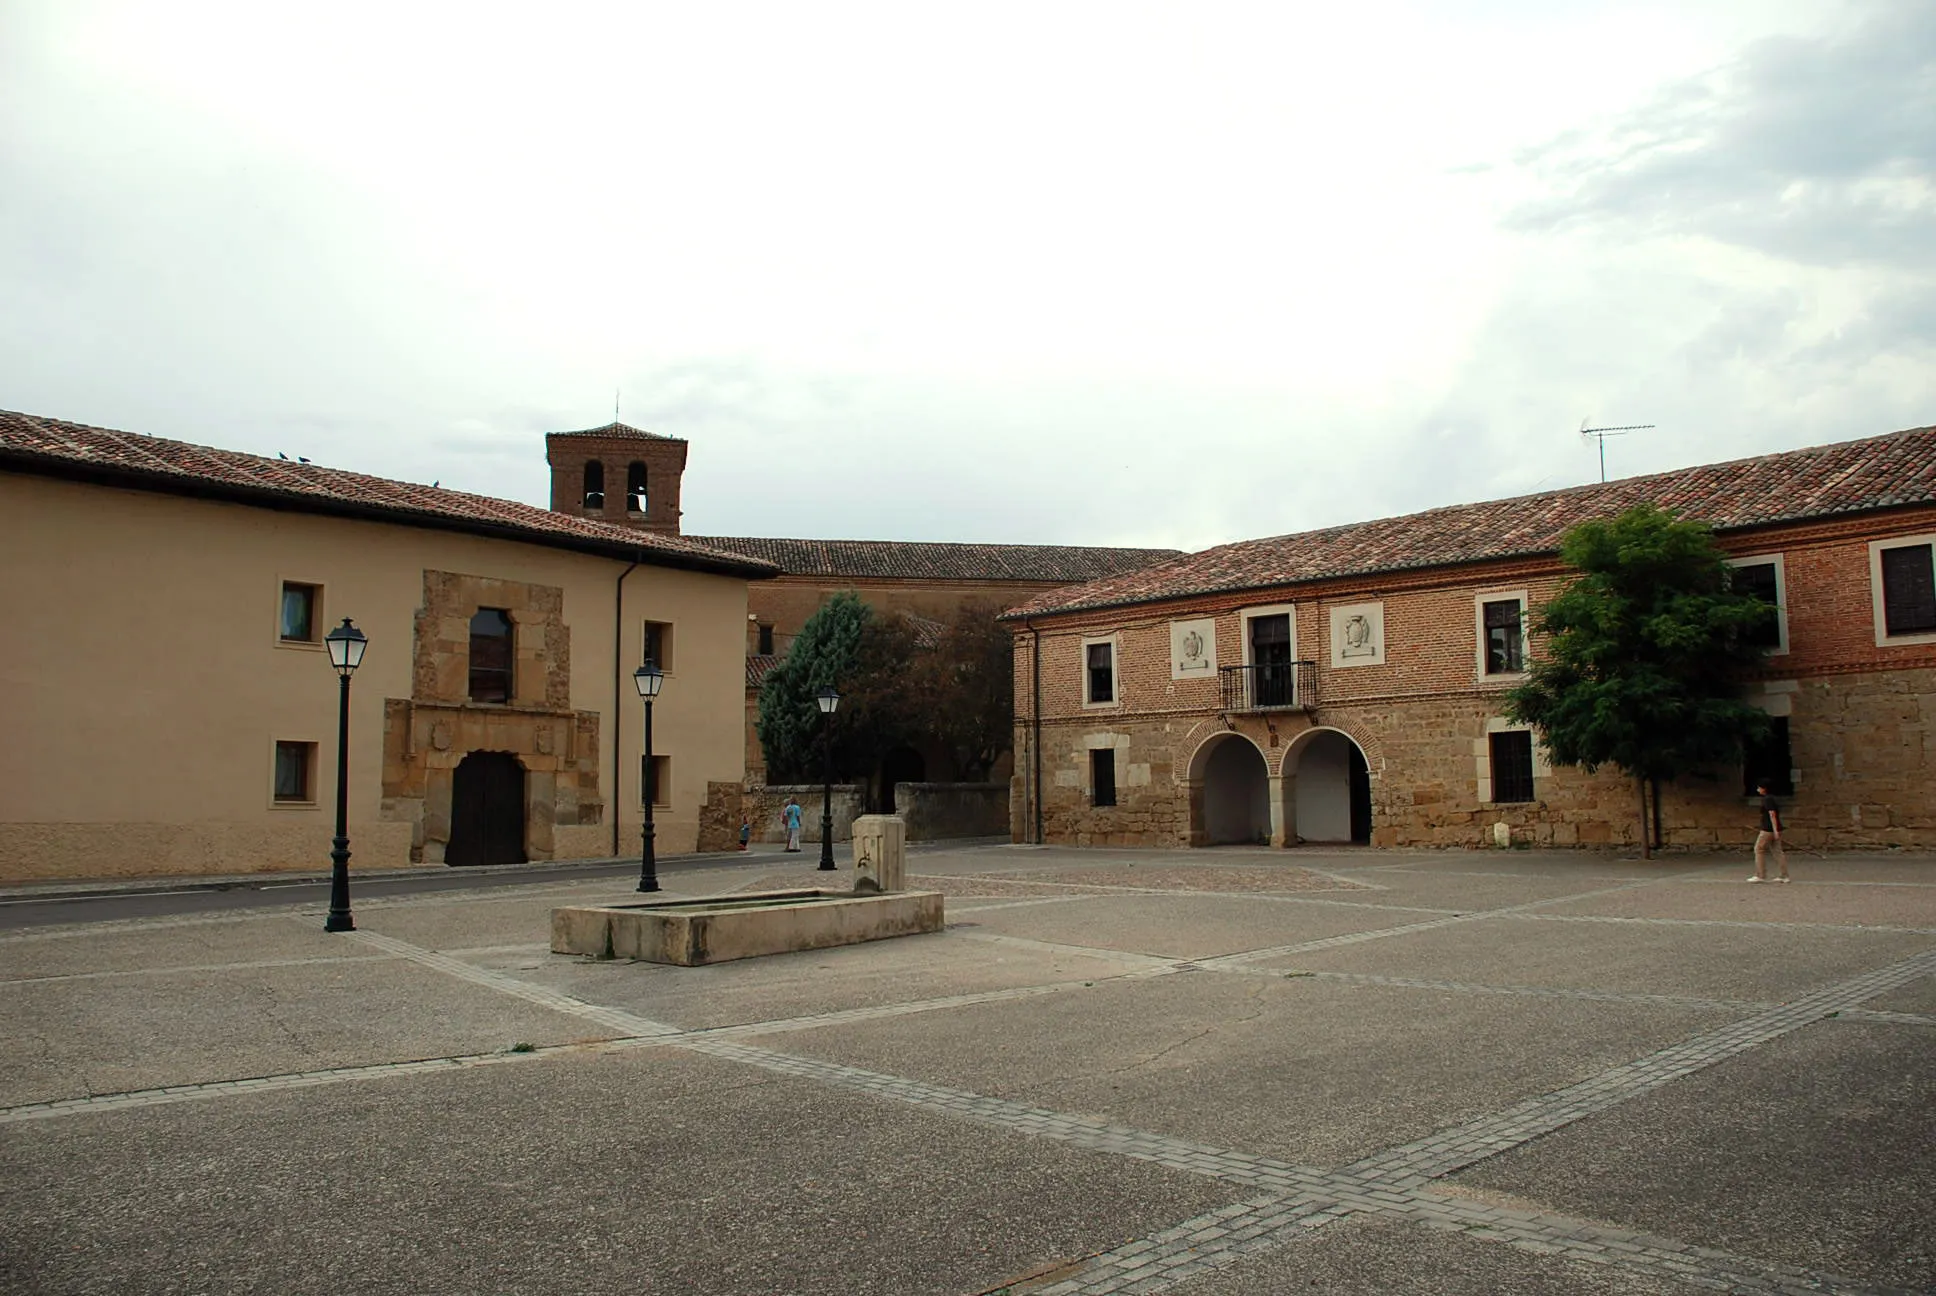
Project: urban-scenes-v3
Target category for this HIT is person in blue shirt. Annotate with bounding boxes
[783,798,803,853]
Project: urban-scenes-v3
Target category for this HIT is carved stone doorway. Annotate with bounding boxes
[448,751,528,866]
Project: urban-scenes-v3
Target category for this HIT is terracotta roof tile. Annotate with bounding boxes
[0,411,774,577]
[746,654,780,688]
[1007,425,1936,619]
[546,421,683,442]
[687,535,1182,583]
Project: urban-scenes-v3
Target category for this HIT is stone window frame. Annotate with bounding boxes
[1472,589,1530,681]
[1089,748,1117,807]
[1081,634,1120,708]
[275,578,326,652]
[468,607,517,703]
[1868,534,1936,646]
[1726,553,1790,656]
[1476,716,1551,805]
[270,738,319,809]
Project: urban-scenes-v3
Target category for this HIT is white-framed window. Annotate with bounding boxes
[1473,590,1529,678]
[1870,535,1936,646]
[1727,554,1789,655]
[1082,635,1118,706]
[1476,717,1550,804]
[1240,603,1297,706]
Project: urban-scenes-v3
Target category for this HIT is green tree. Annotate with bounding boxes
[908,601,1015,781]
[756,592,871,783]
[1502,505,1776,858]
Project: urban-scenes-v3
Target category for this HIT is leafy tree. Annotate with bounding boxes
[1502,505,1776,858]
[908,601,1015,781]
[756,592,871,783]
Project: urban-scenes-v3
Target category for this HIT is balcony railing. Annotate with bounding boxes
[1219,660,1317,713]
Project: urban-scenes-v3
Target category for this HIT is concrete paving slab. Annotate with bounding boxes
[462,929,1133,1031]
[1454,1019,1936,1291]
[1,957,602,1106]
[1163,1213,1690,1295]
[1537,877,1936,928]
[949,892,1435,960]
[773,971,1734,1167]
[0,917,377,978]
[1861,973,1936,1015]
[0,1047,1245,1296]
[1304,868,1665,913]
[1258,913,1934,1001]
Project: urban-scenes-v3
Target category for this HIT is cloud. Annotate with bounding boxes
[1506,5,1936,271]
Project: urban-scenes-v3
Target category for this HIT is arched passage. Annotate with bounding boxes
[447,751,527,866]
[1286,728,1373,845]
[1195,733,1271,845]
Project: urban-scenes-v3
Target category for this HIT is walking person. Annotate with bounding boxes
[1749,781,1790,883]
[783,797,803,853]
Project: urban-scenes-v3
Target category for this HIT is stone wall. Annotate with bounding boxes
[743,784,864,844]
[697,780,742,853]
[894,783,1009,840]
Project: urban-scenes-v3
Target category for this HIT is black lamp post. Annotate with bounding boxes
[816,685,840,871]
[322,617,368,933]
[635,663,663,892]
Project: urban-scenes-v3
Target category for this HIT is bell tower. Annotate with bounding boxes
[544,422,688,535]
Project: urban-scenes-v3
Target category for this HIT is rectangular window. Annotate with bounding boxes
[1742,716,1794,797]
[1084,639,1116,705]
[469,608,514,703]
[1880,542,1936,636]
[273,741,315,802]
[757,623,774,656]
[1090,749,1117,807]
[642,621,673,671]
[1248,612,1293,706]
[1482,599,1524,674]
[279,583,319,642]
[1728,559,1785,651]
[640,754,669,807]
[1488,730,1535,803]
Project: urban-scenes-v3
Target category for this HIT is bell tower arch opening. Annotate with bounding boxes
[544,423,688,534]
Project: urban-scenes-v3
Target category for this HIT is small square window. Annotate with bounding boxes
[1090,749,1117,807]
[280,583,319,642]
[1482,599,1525,675]
[1488,730,1535,803]
[642,621,673,672]
[641,754,670,807]
[274,741,316,802]
[1880,542,1936,636]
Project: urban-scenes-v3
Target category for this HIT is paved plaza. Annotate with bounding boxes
[2,844,1933,1295]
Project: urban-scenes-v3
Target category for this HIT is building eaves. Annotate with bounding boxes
[0,411,776,579]
[545,421,684,443]
[688,535,1183,583]
[1004,424,1936,621]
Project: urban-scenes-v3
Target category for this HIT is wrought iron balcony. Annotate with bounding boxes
[1219,661,1317,713]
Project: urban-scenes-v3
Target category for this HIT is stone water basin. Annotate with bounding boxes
[550,888,945,966]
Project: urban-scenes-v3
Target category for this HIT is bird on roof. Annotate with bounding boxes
[277,452,288,459]
[298,457,310,464]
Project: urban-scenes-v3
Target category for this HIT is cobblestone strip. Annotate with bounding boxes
[1,954,394,986]
[1243,968,1768,1013]
[0,1048,562,1123]
[1026,1196,1350,1296]
[347,930,682,1038]
[1344,947,1936,1185]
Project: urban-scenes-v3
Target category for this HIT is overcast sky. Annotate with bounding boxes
[4,1,1931,551]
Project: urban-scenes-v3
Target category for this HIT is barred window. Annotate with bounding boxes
[1489,730,1535,803]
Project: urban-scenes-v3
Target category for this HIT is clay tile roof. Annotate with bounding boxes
[546,421,683,442]
[685,535,1183,583]
[0,410,776,578]
[746,654,780,688]
[1006,424,1936,620]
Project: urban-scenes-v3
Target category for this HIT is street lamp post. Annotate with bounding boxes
[635,664,663,892]
[322,617,368,933]
[816,686,840,871]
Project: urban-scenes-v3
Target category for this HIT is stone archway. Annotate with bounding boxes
[1283,727,1373,845]
[447,751,528,866]
[1187,732,1273,846]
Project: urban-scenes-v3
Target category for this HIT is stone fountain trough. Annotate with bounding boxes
[550,815,943,966]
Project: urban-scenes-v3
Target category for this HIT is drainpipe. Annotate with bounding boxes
[612,554,642,855]
[1027,618,1044,844]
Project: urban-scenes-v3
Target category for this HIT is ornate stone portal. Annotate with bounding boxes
[381,570,604,863]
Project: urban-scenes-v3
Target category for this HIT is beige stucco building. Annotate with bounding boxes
[0,411,776,883]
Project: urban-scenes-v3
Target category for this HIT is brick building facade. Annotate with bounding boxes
[1005,426,1936,853]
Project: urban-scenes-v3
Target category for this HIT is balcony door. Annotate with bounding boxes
[1249,614,1292,707]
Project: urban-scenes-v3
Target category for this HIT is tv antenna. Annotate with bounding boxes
[1580,419,1654,483]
